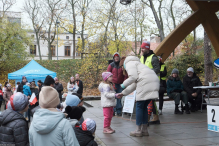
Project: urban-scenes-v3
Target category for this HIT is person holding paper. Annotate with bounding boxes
[117,56,159,137]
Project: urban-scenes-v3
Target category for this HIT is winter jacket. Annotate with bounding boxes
[0,109,29,146]
[67,82,79,94]
[121,56,160,101]
[38,85,43,93]
[160,62,167,88]
[76,80,83,95]
[29,108,80,146]
[141,50,160,74]
[54,83,64,100]
[3,90,13,104]
[107,53,127,84]
[166,76,184,96]
[23,85,31,96]
[0,90,3,101]
[73,127,98,146]
[69,119,80,128]
[17,81,27,93]
[183,73,202,96]
[98,82,116,107]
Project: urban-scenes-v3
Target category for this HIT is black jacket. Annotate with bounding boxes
[0,109,29,146]
[160,62,167,88]
[54,83,63,100]
[183,73,202,96]
[74,127,98,146]
[17,81,27,93]
[76,80,83,95]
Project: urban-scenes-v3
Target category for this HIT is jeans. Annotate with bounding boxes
[136,100,151,126]
[114,84,123,114]
[103,107,114,128]
[169,91,188,105]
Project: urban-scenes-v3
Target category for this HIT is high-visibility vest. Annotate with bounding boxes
[159,64,167,80]
[140,54,160,78]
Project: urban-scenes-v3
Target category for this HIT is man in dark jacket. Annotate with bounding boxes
[75,74,83,95]
[54,77,63,102]
[37,80,43,93]
[107,52,127,116]
[183,67,202,112]
[17,76,27,93]
[0,92,29,146]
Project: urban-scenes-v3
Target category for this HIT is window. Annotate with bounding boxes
[65,46,70,56]
[66,36,69,39]
[30,45,36,55]
[51,45,55,56]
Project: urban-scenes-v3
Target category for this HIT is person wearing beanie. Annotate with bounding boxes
[183,67,203,112]
[75,74,83,95]
[167,68,190,114]
[65,106,86,127]
[3,84,13,110]
[17,76,28,93]
[72,93,85,125]
[0,92,29,146]
[61,94,81,112]
[107,52,127,116]
[29,86,80,146]
[98,72,121,134]
[54,77,64,102]
[140,40,161,125]
[67,76,79,94]
[74,118,98,146]
[37,80,43,93]
[44,75,55,87]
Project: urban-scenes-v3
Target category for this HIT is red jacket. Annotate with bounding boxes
[107,61,127,84]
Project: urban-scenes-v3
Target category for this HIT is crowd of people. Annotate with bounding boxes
[0,40,206,145]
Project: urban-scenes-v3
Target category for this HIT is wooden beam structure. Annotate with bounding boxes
[154,0,219,61]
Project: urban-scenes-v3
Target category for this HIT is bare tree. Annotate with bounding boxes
[23,0,44,60]
[0,0,16,18]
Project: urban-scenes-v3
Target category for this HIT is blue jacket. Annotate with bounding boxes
[23,85,31,96]
[166,76,184,96]
[29,109,79,146]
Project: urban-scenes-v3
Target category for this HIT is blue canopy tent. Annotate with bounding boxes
[8,60,57,84]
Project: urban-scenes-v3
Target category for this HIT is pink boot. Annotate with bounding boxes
[103,127,114,134]
[109,127,115,133]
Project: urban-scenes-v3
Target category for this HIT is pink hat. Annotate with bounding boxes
[141,41,150,50]
[102,72,113,81]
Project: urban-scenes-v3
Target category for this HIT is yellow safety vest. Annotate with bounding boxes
[159,64,167,80]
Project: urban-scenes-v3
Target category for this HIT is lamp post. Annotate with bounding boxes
[56,19,60,60]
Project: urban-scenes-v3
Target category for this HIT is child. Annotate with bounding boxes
[65,105,86,127]
[0,92,29,145]
[3,84,13,110]
[74,118,98,146]
[98,72,120,134]
[72,93,85,124]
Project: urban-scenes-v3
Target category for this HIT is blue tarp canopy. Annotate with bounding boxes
[8,60,56,83]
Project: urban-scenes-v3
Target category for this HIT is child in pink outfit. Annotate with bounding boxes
[98,72,120,134]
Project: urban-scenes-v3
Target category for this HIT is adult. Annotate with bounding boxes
[158,56,167,115]
[140,41,160,124]
[107,52,126,116]
[3,81,8,93]
[183,67,202,112]
[17,76,27,93]
[0,92,29,146]
[167,69,190,114]
[3,84,13,110]
[37,80,43,93]
[44,75,55,87]
[30,82,39,101]
[29,86,80,146]
[67,77,79,94]
[118,56,159,137]
[54,77,64,102]
[75,74,83,95]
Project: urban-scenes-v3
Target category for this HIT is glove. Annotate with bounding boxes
[120,84,125,89]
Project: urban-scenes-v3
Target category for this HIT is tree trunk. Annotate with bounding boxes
[204,31,213,85]
[36,31,42,60]
[72,1,76,59]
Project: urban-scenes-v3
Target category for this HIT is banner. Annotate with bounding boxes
[122,91,136,114]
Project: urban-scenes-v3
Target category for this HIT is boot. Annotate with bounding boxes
[148,114,160,124]
[148,115,151,122]
[175,104,183,114]
[103,127,114,134]
[141,124,149,136]
[130,125,143,137]
[109,127,115,133]
[185,104,191,114]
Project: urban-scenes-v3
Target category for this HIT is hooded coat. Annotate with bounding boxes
[0,109,29,146]
[107,52,126,84]
[29,108,80,146]
[183,73,202,96]
[121,56,159,101]
[23,85,32,96]
[166,76,184,96]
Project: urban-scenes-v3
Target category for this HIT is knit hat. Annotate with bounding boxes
[113,52,120,58]
[22,76,26,80]
[39,86,60,109]
[37,80,43,84]
[65,106,84,120]
[81,118,96,134]
[102,72,113,81]
[171,68,179,74]
[26,82,30,86]
[44,75,55,86]
[187,67,194,73]
[7,92,29,112]
[54,77,58,81]
[65,94,81,107]
[141,41,150,50]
